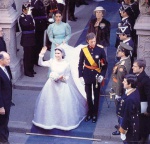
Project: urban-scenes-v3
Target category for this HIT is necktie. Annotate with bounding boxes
[3,67,10,79]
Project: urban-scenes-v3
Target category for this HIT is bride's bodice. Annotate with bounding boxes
[50,59,69,77]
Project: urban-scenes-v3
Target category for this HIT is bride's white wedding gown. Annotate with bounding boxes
[32,46,87,130]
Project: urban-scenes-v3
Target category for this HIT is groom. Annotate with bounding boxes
[78,32,107,123]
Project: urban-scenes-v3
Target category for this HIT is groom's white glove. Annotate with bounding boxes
[80,77,85,85]
[120,133,126,141]
[97,75,104,83]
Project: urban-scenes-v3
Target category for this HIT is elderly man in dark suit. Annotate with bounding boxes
[78,32,107,123]
[132,59,150,144]
[0,51,12,144]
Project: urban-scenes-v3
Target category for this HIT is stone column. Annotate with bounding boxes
[134,0,150,76]
[0,0,22,83]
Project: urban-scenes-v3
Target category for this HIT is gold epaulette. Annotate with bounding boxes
[97,44,104,48]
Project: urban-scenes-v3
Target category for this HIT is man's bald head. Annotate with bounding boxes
[0,51,10,66]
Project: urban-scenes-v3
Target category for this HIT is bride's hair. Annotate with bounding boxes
[55,47,66,59]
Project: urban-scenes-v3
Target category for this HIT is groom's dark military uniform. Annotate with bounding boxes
[78,45,107,119]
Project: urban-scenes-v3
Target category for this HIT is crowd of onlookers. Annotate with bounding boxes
[110,0,150,143]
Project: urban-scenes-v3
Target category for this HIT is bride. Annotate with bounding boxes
[32,46,87,130]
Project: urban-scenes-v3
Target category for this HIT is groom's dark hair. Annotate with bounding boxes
[86,32,96,41]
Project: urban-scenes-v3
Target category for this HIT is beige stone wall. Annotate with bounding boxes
[134,15,150,76]
[137,35,150,75]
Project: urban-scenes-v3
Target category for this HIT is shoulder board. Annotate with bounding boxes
[120,61,125,66]
[21,14,24,17]
[97,44,104,48]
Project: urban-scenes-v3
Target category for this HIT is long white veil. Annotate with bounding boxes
[58,43,87,99]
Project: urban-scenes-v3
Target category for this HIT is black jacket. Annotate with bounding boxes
[19,13,36,47]
[88,18,110,47]
[137,71,150,113]
[31,0,47,31]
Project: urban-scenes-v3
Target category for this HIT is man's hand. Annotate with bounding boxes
[40,46,47,55]
[0,107,5,115]
[80,77,85,85]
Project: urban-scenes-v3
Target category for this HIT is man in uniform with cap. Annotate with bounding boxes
[116,25,134,64]
[122,0,140,20]
[19,2,36,77]
[111,42,132,135]
[88,6,110,56]
[115,4,135,49]
[78,32,107,123]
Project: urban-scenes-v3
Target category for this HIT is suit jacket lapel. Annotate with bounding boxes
[0,67,11,82]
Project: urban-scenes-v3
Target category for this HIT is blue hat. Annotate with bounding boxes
[116,26,131,36]
[22,2,31,10]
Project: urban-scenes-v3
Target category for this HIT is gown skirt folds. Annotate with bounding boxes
[32,59,87,130]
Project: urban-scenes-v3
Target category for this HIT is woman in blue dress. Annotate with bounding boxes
[47,10,71,58]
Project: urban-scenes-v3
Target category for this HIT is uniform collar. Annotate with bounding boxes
[120,56,129,61]
[122,16,129,21]
[123,37,131,43]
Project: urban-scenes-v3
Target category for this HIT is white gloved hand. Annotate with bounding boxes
[27,7,32,15]
[97,75,104,83]
[115,95,121,99]
[48,18,54,23]
[80,77,85,85]
[120,133,126,141]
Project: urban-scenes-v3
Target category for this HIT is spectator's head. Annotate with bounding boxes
[55,47,65,59]
[22,2,31,14]
[123,74,137,89]
[132,59,146,74]
[119,4,133,18]
[117,25,131,40]
[93,6,106,18]
[117,42,132,57]
[0,27,4,37]
[0,51,10,66]
[86,32,96,48]
[54,10,62,23]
